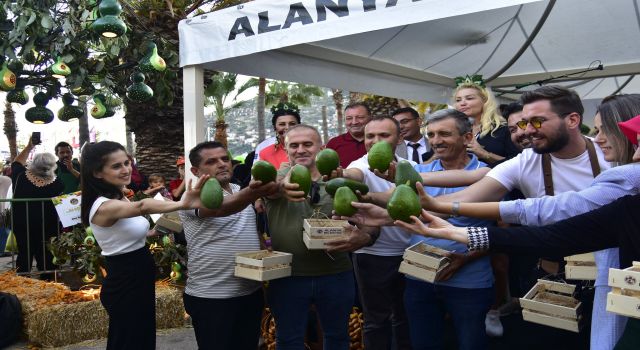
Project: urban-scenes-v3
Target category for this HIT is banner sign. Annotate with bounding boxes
[179,0,537,66]
[52,191,82,228]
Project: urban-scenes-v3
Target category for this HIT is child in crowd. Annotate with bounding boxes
[146,174,173,201]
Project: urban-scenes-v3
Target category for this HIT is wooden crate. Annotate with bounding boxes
[302,219,349,250]
[520,279,582,332]
[606,261,640,319]
[234,250,292,281]
[564,253,597,280]
[398,242,450,283]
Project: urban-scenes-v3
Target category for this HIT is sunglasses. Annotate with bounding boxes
[309,182,321,205]
[516,117,546,130]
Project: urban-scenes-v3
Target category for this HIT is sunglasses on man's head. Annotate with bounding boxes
[516,117,546,130]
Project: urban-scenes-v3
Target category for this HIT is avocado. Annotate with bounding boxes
[387,184,421,223]
[251,160,277,183]
[333,187,358,216]
[395,160,422,193]
[316,149,340,177]
[200,178,224,209]
[290,164,312,197]
[325,178,369,197]
[368,141,394,172]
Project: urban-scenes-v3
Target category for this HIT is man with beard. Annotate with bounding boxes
[54,142,81,194]
[502,102,531,150]
[393,107,433,163]
[327,102,372,168]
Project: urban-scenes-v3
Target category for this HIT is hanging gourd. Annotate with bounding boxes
[71,84,96,96]
[50,57,71,79]
[25,92,55,124]
[6,89,29,105]
[138,42,166,72]
[91,0,127,38]
[58,93,84,122]
[0,62,16,91]
[126,72,153,103]
[91,94,115,119]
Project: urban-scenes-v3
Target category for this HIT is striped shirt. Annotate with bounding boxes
[179,183,261,299]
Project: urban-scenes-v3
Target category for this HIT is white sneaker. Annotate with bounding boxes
[485,309,504,337]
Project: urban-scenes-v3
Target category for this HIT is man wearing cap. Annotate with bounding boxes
[169,156,186,201]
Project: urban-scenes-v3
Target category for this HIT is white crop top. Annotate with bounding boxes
[89,196,150,256]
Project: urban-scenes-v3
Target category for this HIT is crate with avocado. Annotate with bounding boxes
[399,242,451,283]
[234,250,293,281]
[302,218,349,250]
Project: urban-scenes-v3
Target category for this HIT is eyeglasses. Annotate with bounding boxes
[516,117,546,130]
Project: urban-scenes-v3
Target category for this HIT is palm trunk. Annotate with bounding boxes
[124,99,184,181]
[3,101,18,161]
[321,105,329,144]
[332,89,344,135]
[214,119,228,149]
[257,77,266,143]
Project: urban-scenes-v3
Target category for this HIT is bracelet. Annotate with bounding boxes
[451,201,460,217]
[467,227,489,250]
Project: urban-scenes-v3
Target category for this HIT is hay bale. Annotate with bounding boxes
[0,272,186,347]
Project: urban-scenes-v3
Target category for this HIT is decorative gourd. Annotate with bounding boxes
[0,62,16,91]
[138,42,166,72]
[6,89,29,105]
[91,0,127,38]
[50,57,71,78]
[25,92,54,124]
[90,94,112,118]
[126,72,153,102]
[58,93,84,122]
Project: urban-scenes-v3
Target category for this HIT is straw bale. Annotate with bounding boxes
[0,272,186,347]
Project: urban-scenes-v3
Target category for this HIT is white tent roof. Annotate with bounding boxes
[179,0,640,103]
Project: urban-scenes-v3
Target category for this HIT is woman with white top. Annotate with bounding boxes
[80,141,207,350]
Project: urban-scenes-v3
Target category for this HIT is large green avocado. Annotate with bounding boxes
[387,184,421,223]
[368,141,394,172]
[200,178,223,209]
[315,149,340,176]
[251,160,277,183]
[325,178,369,197]
[333,187,358,216]
[395,160,423,193]
[290,164,312,197]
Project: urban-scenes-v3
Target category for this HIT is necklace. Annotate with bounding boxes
[26,170,56,187]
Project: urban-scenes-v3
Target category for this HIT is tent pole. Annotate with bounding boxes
[183,65,205,179]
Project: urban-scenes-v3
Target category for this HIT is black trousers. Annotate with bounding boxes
[184,288,264,350]
[353,253,412,350]
[101,247,156,350]
[15,228,54,274]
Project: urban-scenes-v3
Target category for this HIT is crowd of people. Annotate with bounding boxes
[3,81,640,350]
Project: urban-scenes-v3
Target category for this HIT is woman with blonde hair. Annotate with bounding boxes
[453,77,520,166]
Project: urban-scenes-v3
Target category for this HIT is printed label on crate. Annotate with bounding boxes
[52,191,82,227]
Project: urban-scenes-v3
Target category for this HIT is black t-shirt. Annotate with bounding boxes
[10,162,64,236]
[477,125,520,168]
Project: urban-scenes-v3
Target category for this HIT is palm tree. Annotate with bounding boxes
[3,101,18,161]
[264,81,323,107]
[204,72,258,148]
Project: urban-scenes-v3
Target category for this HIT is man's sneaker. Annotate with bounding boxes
[485,309,504,337]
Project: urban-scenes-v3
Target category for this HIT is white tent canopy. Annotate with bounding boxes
[178,0,640,153]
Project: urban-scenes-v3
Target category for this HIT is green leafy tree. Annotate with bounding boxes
[0,0,245,180]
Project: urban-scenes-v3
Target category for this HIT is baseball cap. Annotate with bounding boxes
[618,115,640,145]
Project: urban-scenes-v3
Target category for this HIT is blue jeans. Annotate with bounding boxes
[267,270,355,350]
[404,278,493,350]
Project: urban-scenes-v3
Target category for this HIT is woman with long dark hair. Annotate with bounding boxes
[80,141,207,350]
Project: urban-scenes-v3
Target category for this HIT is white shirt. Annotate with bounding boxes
[179,183,261,299]
[89,196,150,256]
[404,138,428,161]
[347,155,415,256]
[487,146,610,198]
